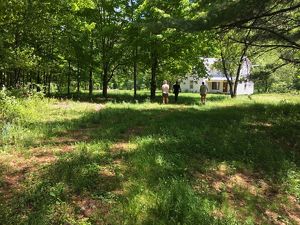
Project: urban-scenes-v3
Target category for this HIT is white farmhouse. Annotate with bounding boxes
[180,58,254,95]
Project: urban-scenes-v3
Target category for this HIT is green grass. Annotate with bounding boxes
[0,92,300,224]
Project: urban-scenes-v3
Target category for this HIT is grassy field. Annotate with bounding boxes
[0,91,300,224]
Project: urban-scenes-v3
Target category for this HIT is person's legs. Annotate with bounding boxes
[163,93,168,104]
[203,94,206,104]
[175,93,178,102]
[165,94,169,104]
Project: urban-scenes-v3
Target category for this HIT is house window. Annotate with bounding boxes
[212,82,220,90]
[190,80,194,89]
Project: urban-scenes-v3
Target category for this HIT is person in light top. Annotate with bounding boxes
[200,82,208,105]
[162,80,169,104]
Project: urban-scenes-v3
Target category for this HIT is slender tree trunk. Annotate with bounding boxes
[14,69,18,87]
[68,60,71,95]
[150,50,158,100]
[233,45,249,97]
[89,67,93,96]
[102,64,109,98]
[36,70,40,84]
[228,82,234,97]
[22,71,25,87]
[77,62,80,94]
[48,71,51,95]
[0,71,3,88]
[133,47,138,98]
[89,39,93,96]
[15,69,21,87]
[221,51,234,97]
[36,70,41,92]
[9,71,13,87]
[43,71,47,93]
[233,63,243,97]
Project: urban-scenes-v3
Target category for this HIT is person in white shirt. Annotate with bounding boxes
[200,82,208,105]
[162,80,169,104]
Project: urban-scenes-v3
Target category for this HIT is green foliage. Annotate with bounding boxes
[284,167,300,200]
[251,50,299,93]
[0,89,20,124]
[0,89,47,147]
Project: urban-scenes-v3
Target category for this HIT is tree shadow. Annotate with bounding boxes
[50,92,228,105]
[1,101,299,224]
[19,101,300,178]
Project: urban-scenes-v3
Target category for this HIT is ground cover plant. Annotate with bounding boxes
[0,91,299,225]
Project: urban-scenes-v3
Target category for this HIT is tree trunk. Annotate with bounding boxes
[36,70,40,84]
[133,48,138,98]
[150,50,158,100]
[48,71,51,95]
[265,80,268,92]
[68,60,71,95]
[133,60,137,98]
[0,71,3,88]
[221,51,235,97]
[89,39,93,96]
[233,62,243,98]
[22,71,25,87]
[15,69,21,87]
[43,71,47,93]
[36,70,41,92]
[89,66,93,96]
[102,64,108,98]
[233,45,249,98]
[228,82,234,97]
[43,71,47,87]
[14,69,18,87]
[77,62,80,94]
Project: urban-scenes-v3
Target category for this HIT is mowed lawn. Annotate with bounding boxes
[0,92,299,224]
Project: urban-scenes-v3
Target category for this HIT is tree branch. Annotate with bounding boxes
[224,2,300,28]
[236,25,300,49]
[229,37,298,49]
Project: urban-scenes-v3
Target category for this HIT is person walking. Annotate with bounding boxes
[162,80,169,104]
[173,81,181,103]
[200,82,208,105]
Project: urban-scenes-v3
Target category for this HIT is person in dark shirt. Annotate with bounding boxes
[173,81,181,103]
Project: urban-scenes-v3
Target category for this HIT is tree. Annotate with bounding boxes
[165,1,300,93]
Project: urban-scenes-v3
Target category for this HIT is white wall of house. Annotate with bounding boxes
[236,81,254,95]
[181,79,254,95]
[181,76,205,93]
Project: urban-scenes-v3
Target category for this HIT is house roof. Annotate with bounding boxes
[203,57,251,78]
[206,77,228,81]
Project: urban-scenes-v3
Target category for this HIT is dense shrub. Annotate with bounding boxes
[0,88,47,147]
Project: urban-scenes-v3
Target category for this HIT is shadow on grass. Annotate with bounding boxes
[50,92,229,105]
[1,101,299,224]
